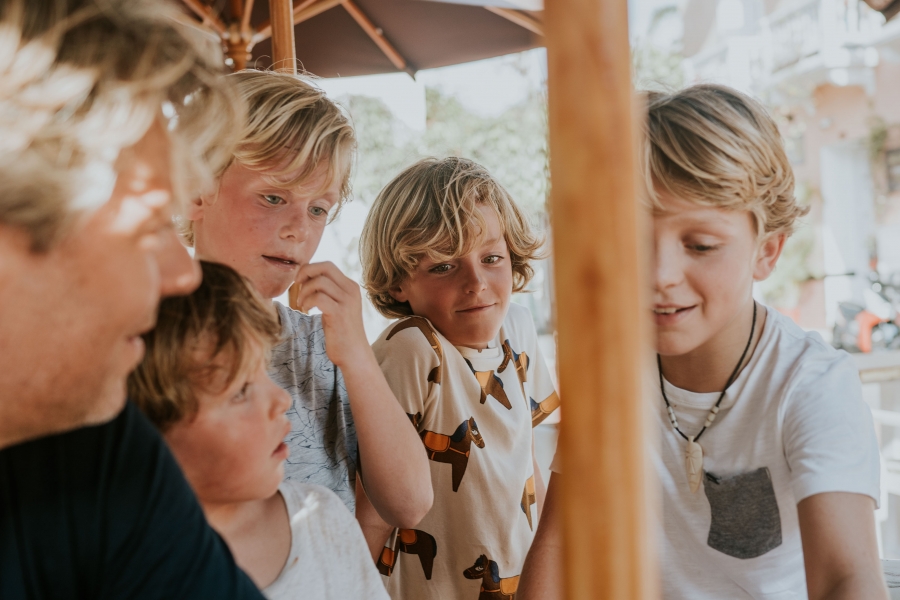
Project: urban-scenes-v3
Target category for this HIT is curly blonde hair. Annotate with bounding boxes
[643,84,808,236]
[361,157,544,319]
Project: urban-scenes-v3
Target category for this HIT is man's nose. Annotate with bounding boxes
[158,229,201,298]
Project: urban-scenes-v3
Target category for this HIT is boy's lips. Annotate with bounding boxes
[457,302,496,314]
[262,255,299,269]
[653,304,695,326]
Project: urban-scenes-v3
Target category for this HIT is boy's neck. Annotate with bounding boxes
[201,497,273,539]
[658,301,766,394]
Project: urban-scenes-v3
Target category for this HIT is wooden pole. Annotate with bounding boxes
[545,0,656,598]
[268,0,297,73]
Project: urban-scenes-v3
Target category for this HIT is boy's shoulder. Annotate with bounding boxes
[279,479,349,519]
[761,306,857,387]
[373,315,444,356]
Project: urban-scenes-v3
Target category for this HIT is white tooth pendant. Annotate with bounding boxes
[685,436,704,493]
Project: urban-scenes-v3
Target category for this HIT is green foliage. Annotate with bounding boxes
[340,86,549,219]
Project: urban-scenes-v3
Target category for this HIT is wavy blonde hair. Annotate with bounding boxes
[181,70,356,244]
[361,157,544,319]
[0,0,241,251]
[643,84,808,236]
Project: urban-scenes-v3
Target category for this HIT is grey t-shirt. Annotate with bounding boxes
[270,301,357,511]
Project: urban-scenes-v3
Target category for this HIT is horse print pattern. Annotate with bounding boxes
[378,528,438,580]
[499,339,529,396]
[388,317,443,384]
[530,391,561,427]
[521,475,536,530]
[463,554,521,599]
[465,359,512,410]
[417,415,485,492]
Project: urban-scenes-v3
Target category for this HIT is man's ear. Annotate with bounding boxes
[753,232,786,281]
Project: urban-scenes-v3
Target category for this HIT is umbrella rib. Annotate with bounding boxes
[341,0,415,76]
[242,0,256,38]
[253,0,341,43]
[484,6,544,37]
[181,0,227,35]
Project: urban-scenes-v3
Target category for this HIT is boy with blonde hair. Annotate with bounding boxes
[359,157,560,599]
[186,70,432,535]
[519,84,886,599]
[129,260,388,599]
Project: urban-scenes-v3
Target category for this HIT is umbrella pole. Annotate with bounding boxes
[268,0,297,73]
[544,0,656,597]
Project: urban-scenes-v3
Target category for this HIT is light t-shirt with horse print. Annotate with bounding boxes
[372,302,559,600]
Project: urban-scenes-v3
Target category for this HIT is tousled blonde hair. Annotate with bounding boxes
[0,0,241,251]
[128,261,282,432]
[643,84,808,236]
[361,157,544,319]
[181,70,356,245]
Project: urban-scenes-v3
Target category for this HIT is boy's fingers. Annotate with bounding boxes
[296,291,339,316]
[294,276,353,313]
[295,261,338,283]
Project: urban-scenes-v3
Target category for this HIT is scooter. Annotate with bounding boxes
[832,272,900,353]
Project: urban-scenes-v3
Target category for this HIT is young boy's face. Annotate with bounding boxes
[653,189,783,358]
[190,160,342,299]
[392,205,513,349]
[164,340,292,505]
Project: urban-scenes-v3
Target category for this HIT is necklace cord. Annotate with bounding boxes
[658,302,758,442]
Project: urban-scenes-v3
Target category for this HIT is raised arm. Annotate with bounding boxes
[798,492,887,600]
[295,262,432,528]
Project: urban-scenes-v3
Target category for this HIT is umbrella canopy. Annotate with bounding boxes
[180,0,544,76]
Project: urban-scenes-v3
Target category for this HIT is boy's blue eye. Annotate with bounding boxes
[429,264,452,274]
[483,255,502,264]
[309,206,327,217]
[263,194,284,206]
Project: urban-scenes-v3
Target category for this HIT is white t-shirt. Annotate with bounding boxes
[551,306,880,599]
[263,480,388,600]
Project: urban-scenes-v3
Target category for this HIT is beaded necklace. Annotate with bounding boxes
[658,302,758,493]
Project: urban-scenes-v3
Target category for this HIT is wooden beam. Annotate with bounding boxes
[269,0,297,73]
[181,0,227,35]
[485,6,544,37]
[545,0,655,598]
[254,0,340,44]
[341,0,415,76]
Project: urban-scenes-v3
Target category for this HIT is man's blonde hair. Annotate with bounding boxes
[0,0,241,251]
[643,84,808,236]
[361,157,544,319]
[181,70,356,245]
[128,261,282,432]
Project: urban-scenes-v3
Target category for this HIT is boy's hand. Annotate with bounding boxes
[293,261,370,368]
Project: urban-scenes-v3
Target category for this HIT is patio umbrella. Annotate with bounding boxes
[179,0,544,76]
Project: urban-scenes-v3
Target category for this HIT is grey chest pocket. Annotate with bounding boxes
[703,467,782,559]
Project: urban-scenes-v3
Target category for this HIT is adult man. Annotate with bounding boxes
[0,0,264,597]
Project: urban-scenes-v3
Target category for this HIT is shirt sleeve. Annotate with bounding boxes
[528,336,560,428]
[782,354,880,506]
[372,318,442,429]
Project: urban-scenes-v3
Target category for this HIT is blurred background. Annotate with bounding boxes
[183,0,900,559]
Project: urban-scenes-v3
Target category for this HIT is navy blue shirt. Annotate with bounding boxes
[0,402,264,599]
